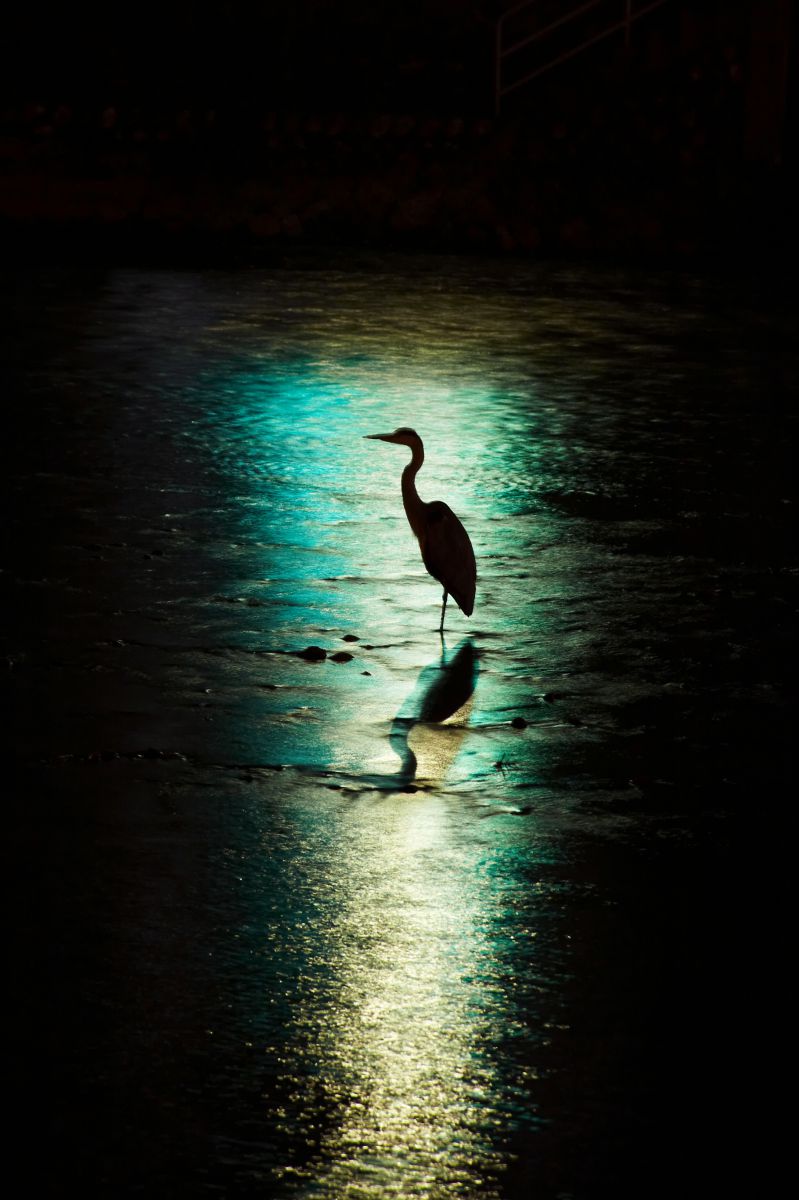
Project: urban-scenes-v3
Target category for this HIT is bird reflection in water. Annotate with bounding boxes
[387,638,478,790]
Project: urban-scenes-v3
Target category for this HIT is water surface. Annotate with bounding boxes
[5,257,793,1197]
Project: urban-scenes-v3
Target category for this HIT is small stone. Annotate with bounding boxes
[511,717,527,729]
[295,646,327,661]
[361,671,371,676]
[330,651,353,663]
[342,634,359,642]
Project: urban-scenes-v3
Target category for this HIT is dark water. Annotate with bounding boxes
[4,258,794,1197]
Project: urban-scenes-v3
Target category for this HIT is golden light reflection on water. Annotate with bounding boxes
[282,794,511,1198]
[402,705,474,787]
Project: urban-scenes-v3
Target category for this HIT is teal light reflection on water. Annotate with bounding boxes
[176,346,561,793]
[190,359,555,597]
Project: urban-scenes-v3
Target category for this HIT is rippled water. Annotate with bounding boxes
[5,258,794,1197]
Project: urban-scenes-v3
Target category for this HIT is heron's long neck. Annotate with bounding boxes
[401,441,426,540]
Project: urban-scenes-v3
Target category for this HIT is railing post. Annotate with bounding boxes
[495,17,503,117]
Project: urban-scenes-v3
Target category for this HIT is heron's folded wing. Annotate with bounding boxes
[421,502,476,616]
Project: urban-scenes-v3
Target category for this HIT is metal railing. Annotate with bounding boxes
[495,0,669,114]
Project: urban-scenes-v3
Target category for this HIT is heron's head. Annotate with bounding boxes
[364,427,421,447]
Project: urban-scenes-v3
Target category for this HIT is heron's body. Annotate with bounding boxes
[365,427,476,630]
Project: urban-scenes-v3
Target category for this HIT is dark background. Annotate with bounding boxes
[2,1,795,262]
[11,2,496,110]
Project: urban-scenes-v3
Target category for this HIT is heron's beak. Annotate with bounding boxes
[364,433,396,442]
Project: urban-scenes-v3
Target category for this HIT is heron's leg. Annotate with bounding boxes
[439,590,448,633]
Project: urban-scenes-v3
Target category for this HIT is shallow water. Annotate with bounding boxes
[5,257,794,1197]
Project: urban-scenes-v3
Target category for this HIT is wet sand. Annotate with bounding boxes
[4,257,793,1197]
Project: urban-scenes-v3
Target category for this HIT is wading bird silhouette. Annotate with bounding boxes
[364,427,476,632]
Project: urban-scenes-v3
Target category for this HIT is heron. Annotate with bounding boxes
[364,427,476,632]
